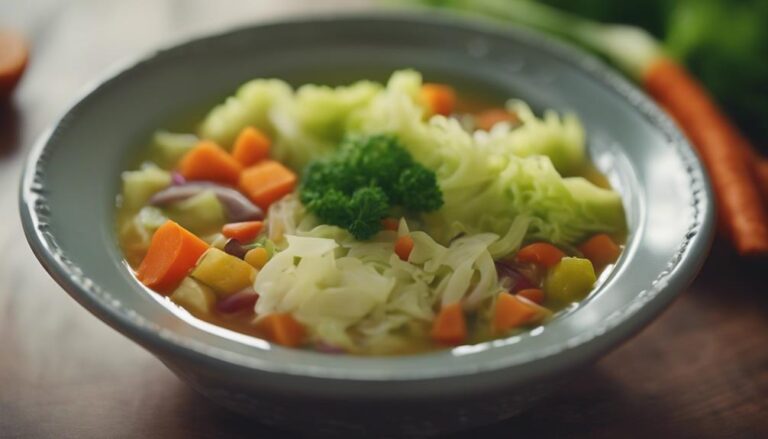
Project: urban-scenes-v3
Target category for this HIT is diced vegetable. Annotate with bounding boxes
[420,83,456,116]
[136,221,209,292]
[244,247,269,269]
[381,218,399,231]
[216,288,259,314]
[179,141,243,186]
[223,238,248,259]
[222,221,264,243]
[516,242,566,268]
[166,190,226,235]
[170,277,216,315]
[149,182,263,222]
[190,248,256,295]
[430,302,467,345]
[474,108,520,131]
[578,233,621,270]
[152,131,198,166]
[544,257,597,306]
[239,160,297,209]
[517,288,545,305]
[256,313,306,347]
[395,235,415,261]
[492,292,549,334]
[232,127,271,167]
[121,166,172,210]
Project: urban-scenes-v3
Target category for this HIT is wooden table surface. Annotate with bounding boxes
[2,1,767,437]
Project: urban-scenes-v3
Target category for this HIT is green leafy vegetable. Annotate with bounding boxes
[300,134,444,239]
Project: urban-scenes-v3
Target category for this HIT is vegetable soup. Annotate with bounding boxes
[117,70,626,355]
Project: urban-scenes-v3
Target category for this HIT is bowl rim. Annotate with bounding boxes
[19,11,714,385]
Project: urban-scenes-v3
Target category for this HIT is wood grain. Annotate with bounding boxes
[2,1,767,438]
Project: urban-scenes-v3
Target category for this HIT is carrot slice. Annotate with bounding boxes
[239,160,297,209]
[394,235,414,261]
[515,243,565,268]
[0,29,28,99]
[421,83,456,116]
[517,288,545,305]
[578,234,620,270]
[179,140,243,186]
[493,292,540,334]
[257,313,306,347]
[644,58,768,256]
[475,108,520,131]
[137,220,209,292]
[381,217,399,231]
[222,221,263,242]
[232,127,271,167]
[430,302,467,345]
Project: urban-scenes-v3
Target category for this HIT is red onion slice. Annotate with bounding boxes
[216,288,259,314]
[148,182,263,222]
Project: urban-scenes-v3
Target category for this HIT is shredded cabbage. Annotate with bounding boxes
[255,228,504,351]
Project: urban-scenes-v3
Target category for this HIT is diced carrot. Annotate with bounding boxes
[421,83,456,116]
[244,247,269,269]
[222,221,264,243]
[517,288,545,305]
[257,313,306,347]
[644,58,768,256]
[232,127,271,167]
[578,233,620,270]
[430,302,467,345]
[179,140,243,186]
[137,220,209,292]
[239,160,297,209]
[0,29,28,99]
[381,217,399,231]
[493,292,539,334]
[394,235,414,261]
[515,243,566,268]
[475,108,520,131]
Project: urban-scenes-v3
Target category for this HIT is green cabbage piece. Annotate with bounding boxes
[199,78,382,170]
[349,70,626,246]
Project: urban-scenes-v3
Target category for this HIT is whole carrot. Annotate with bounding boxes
[644,59,768,256]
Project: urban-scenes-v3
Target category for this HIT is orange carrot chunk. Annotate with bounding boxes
[493,292,539,334]
[475,108,520,131]
[381,217,399,231]
[430,302,467,345]
[421,83,456,116]
[222,221,264,243]
[515,243,566,268]
[257,313,306,347]
[394,235,415,261]
[137,220,209,293]
[179,140,243,186]
[232,127,271,167]
[0,29,29,99]
[239,160,297,209]
[578,234,620,270]
[517,288,545,305]
[644,58,768,256]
